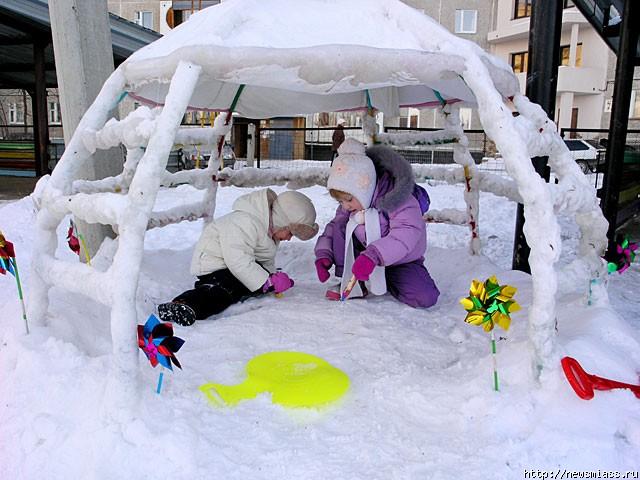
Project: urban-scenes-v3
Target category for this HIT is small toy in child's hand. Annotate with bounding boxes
[561,356,640,400]
[341,275,358,301]
[199,351,350,408]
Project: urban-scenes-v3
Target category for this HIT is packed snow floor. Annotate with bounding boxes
[1,182,639,479]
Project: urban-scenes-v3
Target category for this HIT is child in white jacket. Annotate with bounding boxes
[158,188,318,326]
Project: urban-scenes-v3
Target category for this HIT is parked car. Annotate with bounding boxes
[598,138,640,165]
[563,139,602,173]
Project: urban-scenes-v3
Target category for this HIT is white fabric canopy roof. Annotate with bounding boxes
[122,0,519,118]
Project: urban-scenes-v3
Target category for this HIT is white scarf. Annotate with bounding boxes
[341,208,387,298]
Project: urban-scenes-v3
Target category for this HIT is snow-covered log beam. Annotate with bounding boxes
[148,202,210,229]
[72,174,129,194]
[48,192,127,227]
[425,208,468,225]
[174,127,226,147]
[412,165,521,202]
[376,128,460,147]
[160,169,214,189]
[216,166,329,189]
[82,106,230,153]
[36,255,112,306]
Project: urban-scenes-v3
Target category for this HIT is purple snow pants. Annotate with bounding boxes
[384,258,439,308]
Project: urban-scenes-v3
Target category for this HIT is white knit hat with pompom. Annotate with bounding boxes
[327,138,376,208]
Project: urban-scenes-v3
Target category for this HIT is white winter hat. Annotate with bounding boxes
[271,191,319,240]
[327,138,376,208]
[336,118,346,125]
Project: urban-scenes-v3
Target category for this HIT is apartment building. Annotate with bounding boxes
[488,0,640,132]
[107,0,220,33]
[5,0,635,154]
[402,0,493,129]
[0,89,63,141]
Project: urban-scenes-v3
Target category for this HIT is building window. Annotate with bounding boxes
[8,103,24,124]
[510,51,529,74]
[630,91,640,119]
[459,108,473,129]
[560,43,583,66]
[398,108,419,128]
[455,10,477,34]
[514,0,532,19]
[135,11,153,29]
[48,101,61,125]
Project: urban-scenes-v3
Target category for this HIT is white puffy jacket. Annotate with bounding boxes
[190,189,278,291]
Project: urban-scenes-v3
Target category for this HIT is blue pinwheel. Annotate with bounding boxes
[137,314,185,393]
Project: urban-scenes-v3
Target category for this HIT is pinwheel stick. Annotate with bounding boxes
[11,257,29,335]
[71,221,91,266]
[157,372,164,394]
[490,330,499,391]
[77,233,91,266]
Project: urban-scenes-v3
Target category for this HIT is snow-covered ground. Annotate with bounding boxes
[1,182,639,479]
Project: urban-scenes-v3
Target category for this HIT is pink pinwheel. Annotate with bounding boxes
[607,235,638,274]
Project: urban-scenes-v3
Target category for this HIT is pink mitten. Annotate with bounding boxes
[315,258,333,283]
[263,271,295,294]
[352,254,376,281]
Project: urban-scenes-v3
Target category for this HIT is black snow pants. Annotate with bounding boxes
[173,268,264,319]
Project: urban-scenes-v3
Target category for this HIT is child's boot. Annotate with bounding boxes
[158,302,197,326]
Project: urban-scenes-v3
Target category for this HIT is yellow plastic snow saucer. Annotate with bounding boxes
[199,351,350,408]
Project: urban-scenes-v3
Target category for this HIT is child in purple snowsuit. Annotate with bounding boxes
[314,138,439,308]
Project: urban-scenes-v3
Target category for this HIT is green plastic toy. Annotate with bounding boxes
[199,351,350,408]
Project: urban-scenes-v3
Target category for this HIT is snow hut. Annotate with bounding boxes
[29,0,608,395]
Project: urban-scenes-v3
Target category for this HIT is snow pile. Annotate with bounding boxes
[1,185,639,479]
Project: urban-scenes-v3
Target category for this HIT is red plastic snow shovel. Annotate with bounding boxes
[561,356,640,400]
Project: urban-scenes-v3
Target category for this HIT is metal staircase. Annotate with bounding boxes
[571,0,640,64]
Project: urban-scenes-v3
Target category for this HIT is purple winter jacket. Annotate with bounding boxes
[315,146,428,277]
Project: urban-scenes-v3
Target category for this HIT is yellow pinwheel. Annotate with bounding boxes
[460,275,521,392]
[460,276,520,332]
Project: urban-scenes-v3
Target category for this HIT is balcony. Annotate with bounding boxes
[557,65,605,94]
[488,7,590,43]
[512,65,604,94]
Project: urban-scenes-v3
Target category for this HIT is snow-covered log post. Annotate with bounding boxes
[442,106,481,255]
[461,57,562,378]
[201,111,235,225]
[105,61,201,415]
[511,95,609,303]
[28,70,128,327]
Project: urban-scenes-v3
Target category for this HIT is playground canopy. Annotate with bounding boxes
[29,0,608,411]
[125,0,520,116]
